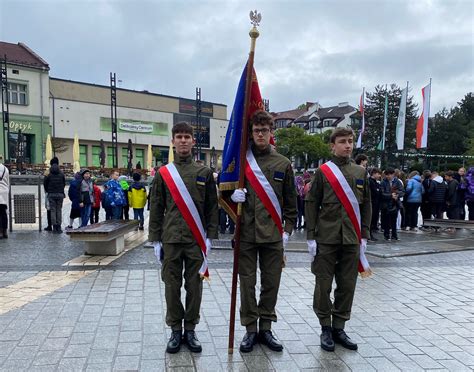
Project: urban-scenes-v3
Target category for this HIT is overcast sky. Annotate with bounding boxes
[1,0,472,117]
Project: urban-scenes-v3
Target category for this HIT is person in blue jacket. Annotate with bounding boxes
[104,170,126,220]
[404,171,424,230]
[67,172,82,229]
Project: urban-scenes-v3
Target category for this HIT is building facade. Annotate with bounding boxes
[0,41,50,164]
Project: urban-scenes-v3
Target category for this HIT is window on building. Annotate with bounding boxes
[136,149,144,168]
[7,82,28,105]
[107,146,115,168]
[79,145,88,167]
[296,122,305,129]
[309,121,318,133]
[121,148,129,168]
[92,146,101,167]
[323,119,334,127]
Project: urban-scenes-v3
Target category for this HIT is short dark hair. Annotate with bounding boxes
[370,167,381,176]
[172,122,193,138]
[330,127,354,143]
[384,168,395,175]
[250,110,273,130]
[355,154,368,165]
[445,170,455,177]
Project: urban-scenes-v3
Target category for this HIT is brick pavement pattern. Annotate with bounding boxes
[0,247,472,371]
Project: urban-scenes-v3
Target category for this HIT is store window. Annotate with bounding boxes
[107,147,115,168]
[79,145,88,167]
[136,149,144,168]
[6,83,28,105]
[92,146,101,167]
[121,148,128,168]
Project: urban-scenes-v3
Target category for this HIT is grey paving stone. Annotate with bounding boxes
[366,356,401,371]
[40,337,69,351]
[166,352,194,368]
[32,350,63,366]
[140,359,166,371]
[116,342,142,356]
[57,357,87,372]
[69,332,95,345]
[88,348,115,364]
[113,355,140,371]
[85,362,113,372]
[0,358,32,371]
[63,343,91,358]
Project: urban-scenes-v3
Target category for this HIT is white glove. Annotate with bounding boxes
[231,188,247,203]
[307,240,317,261]
[360,238,367,252]
[152,241,162,263]
[205,238,212,256]
[282,232,290,249]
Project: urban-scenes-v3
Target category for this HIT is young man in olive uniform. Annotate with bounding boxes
[230,110,297,353]
[306,127,371,352]
[149,122,219,354]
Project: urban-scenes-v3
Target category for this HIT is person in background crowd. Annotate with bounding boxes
[295,175,305,230]
[405,171,423,230]
[445,171,460,222]
[368,168,381,241]
[104,170,126,220]
[136,161,142,170]
[428,171,447,219]
[380,168,404,241]
[44,157,66,233]
[79,169,94,227]
[90,178,102,224]
[43,157,59,232]
[119,175,130,220]
[0,158,10,239]
[420,170,432,229]
[67,172,82,229]
[354,154,368,169]
[128,172,147,230]
[102,184,112,220]
[394,169,406,230]
[463,166,474,220]
[455,167,467,220]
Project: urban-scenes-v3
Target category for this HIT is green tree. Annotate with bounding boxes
[274,127,330,168]
[356,84,418,168]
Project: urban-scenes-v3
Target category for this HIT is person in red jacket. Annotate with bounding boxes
[90,178,102,224]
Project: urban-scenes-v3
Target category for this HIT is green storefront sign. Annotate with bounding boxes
[100,117,168,136]
[0,113,50,164]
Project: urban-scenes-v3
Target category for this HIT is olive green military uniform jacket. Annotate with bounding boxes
[240,144,297,243]
[306,156,371,245]
[148,155,219,243]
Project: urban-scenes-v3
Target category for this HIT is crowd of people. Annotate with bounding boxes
[43,158,148,233]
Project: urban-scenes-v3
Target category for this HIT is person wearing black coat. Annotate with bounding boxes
[44,158,66,233]
[445,171,460,220]
[368,168,382,241]
[427,171,447,219]
[379,168,405,241]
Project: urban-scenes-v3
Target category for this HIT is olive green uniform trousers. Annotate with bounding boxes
[239,241,284,332]
[162,242,203,331]
[311,243,359,330]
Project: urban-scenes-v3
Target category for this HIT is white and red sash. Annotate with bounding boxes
[159,163,209,278]
[244,148,283,235]
[319,161,371,277]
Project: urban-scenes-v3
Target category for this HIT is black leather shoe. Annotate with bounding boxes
[332,329,358,350]
[183,330,202,353]
[239,332,258,353]
[320,326,335,352]
[166,330,182,353]
[258,330,283,352]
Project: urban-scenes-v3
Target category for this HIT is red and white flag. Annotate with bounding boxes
[356,88,365,149]
[416,81,431,149]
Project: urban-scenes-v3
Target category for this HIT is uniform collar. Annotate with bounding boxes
[251,142,271,157]
[174,154,192,165]
[331,155,351,166]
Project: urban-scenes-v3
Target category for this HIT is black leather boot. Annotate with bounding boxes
[239,332,258,353]
[320,326,335,352]
[332,329,358,350]
[2,229,7,239]
[183,330,202,353]
[166,330,182,353]
[258,330,283,352]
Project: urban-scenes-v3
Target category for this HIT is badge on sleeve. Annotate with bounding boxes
[356,179,364,189]
[273,171,285,182]
[196,176,206,186]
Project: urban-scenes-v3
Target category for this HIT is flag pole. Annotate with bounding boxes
[228,11,261,354]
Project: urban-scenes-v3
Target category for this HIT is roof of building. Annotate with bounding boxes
[272,108,307,121]
[318,104,356,119]
[0,41,49,70]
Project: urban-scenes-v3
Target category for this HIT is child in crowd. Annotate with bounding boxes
[128,173,147,230]
[90,178,102,224]
[67,172,82,229]
[118,175,130,220]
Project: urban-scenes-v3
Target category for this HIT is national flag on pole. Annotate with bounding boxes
[377,90,389,151]
[219,63,264,219]
[356,88,365,149]
[396,86,408,150]
[416,82,431,149]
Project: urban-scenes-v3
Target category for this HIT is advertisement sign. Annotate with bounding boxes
[179,98,213,117]
[173,113,210,148]
[100,118,168,136]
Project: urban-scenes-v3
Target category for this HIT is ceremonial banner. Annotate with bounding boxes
[377,90,389,151]
[356,88,365,149]
[396,86,408,150]
[416,82,431,149]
